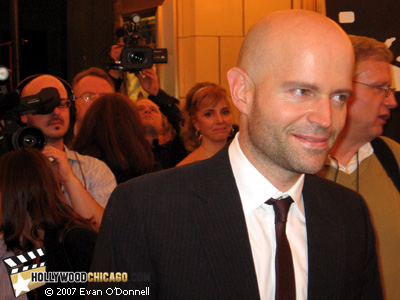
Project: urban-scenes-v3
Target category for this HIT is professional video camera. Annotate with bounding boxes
[0,66,61,156]
[111,14,168,73]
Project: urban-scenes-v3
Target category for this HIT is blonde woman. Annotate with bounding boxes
[177,83,233,166]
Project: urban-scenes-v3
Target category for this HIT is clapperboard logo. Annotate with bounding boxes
[2,247,46,297]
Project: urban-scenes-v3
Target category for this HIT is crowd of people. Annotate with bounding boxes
[0,8,399,300]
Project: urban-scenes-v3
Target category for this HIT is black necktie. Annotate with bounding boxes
[266,197,296,300]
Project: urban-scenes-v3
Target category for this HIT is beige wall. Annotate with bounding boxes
[176,0,293,98]
[174,0,292,122]
[170,0,325,121]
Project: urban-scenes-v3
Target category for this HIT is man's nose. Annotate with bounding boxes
[307,97,333,129]
[51,107,61,115]
[384,91,398,109]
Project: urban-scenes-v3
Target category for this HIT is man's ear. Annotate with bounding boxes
[227,67,254,116]
[20,115,28,124]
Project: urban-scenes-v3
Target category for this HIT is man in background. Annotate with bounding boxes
[20,75,116,226]
[318,35,399,300]
[72,67,115,134]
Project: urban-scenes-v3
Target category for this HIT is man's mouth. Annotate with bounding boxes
[48,119,63,126]
[378,113,390,121]
[293,134,330,148]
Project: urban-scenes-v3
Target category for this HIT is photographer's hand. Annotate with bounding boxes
[136,68,160,96]
[42,145,104,228]
[110,43,124,61]
[109,43,125,80]
[42,145,75,183]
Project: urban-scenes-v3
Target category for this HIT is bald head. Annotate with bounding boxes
[19,75,72,148]
[227,10,355,186]
[20,75,68,99]
[238,10,354,85]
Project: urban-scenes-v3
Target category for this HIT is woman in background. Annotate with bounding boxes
[73,93,155,183]
[177,83,233,166]
[0,148,96,299]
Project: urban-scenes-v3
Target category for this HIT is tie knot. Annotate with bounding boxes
[266,197,294,223]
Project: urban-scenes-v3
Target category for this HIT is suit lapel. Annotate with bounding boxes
[190,146,261,300]
[303,175,346,299]
[188,149,347,299]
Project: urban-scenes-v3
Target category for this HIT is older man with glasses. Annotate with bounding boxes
[318,35,399,300]
[71,67,115,135]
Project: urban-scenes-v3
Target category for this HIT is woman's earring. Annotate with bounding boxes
[195,130,202,141]
[229,126,235,137]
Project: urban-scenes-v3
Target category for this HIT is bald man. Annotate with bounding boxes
[88,10,381,299]
[20,75,116,227]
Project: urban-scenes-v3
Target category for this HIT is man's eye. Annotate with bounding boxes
[83,94,95,101]
[292,89,311,97]
[332,94,349,103]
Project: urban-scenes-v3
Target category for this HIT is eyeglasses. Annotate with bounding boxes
[353,81,396,98]
[78,93,104,102]
[58,99,72,109]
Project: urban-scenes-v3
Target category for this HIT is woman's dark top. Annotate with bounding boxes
[28,226,96,299]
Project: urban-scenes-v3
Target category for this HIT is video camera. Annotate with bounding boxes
[0,66,61,156]
[111,14,168,73]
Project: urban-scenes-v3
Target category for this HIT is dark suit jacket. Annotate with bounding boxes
[87,145,381,300]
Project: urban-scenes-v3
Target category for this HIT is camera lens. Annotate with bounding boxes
[11,127,46,150]
[128,51,146,64]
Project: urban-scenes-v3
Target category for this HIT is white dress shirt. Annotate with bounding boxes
[326,142,374,174]
[228,134,308,300]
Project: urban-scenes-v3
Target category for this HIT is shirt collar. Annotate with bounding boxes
[228,133,305,215]
[63,145,78,161]
[326,142,374,174]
